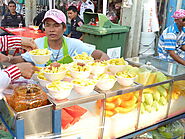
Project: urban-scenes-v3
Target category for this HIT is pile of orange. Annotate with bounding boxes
[96,92,138,117]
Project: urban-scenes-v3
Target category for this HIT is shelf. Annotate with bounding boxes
[119,113,185,139]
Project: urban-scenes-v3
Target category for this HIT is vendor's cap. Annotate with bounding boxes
[171,9,185,19]
[42,9,66,24]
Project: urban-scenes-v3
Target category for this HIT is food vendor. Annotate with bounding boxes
[8,9,109,65]
[0,36,38,96]
[1,0,25,28]
[157,9,185,66]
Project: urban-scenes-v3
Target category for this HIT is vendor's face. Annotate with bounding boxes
[44,19,66,41]
[67,10,77,20]
[176,17,185,27]
[8,3,16,13]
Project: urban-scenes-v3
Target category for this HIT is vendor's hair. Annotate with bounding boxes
[67,6,78,13]
[8,1,16,6]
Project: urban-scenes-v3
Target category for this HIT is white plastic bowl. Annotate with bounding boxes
[70,70,90,79]
[46,82,73,100]
[96,79,116,90]
[37,76,51,88]
[73,84,96,96]
[43,70,66,81]
[108,61,128,74]
[116,75,137,86]
[29,52,52,65]
[91,65,106,75]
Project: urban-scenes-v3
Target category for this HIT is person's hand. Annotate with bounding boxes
[21,37,38,51]
[15,62,39,79]
[0,53,10,62]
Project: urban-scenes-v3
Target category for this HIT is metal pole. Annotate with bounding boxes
[103,0,107,15]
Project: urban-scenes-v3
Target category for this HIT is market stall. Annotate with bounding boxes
[0,54,184,139]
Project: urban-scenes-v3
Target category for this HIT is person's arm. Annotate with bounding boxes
[180,45,185,51]
[168,50,185,65]
[9,55,26,64]
[91,50,110,61]
[0,65,21,93]
[0,35,37,52]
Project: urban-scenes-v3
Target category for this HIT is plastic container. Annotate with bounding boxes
[7,84,48,112]
[77,13,130,58]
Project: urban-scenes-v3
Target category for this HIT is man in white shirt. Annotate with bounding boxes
[79,0,94,20]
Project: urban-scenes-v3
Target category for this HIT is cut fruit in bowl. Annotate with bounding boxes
[46,81,73,100]
[89,62,107,75]
[116,70,138,86]
[108,58,128,74]
[70,63,91,79]
[29,49,52,64]
[73,52,94,64]
[72,78,97,95]
[95,73,116,90]
[43,64,67,81]
[37,76,51,88]
[108,62,128,74]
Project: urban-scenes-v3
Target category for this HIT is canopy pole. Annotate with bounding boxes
[103,0,107,15]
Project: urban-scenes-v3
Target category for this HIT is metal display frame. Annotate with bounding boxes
[0,56,185,138]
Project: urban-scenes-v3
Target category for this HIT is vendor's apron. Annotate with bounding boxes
[44,37,73,65]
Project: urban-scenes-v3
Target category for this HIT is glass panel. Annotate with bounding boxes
[138,83,170,129]
[169,80,185,117]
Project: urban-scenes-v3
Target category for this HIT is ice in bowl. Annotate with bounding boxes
[72,78,97,95]
[43,63,67,81]
[70,63,91,79]
[46,81,73,100]
[29,49,52,64]
[96,73,116,90]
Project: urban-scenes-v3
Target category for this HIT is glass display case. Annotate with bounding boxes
[0,56,185,138]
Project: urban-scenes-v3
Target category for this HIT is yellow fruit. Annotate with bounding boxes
[115,104,136,114]
[120,93,134,101]
[105,110,115,117]
[105,102,116,110]
[106,96,119,102]
[120,96,137,107]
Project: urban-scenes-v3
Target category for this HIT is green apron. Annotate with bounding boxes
[44,37,73,65]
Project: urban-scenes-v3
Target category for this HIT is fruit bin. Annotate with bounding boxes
[95,81,143,138]
[126,56,185,128]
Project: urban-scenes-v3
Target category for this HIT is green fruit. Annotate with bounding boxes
[144,104,152,113]
[152,91,161,101]
[157,86,167,97]
[159,96,168,106]
[160,132,173,138]
[143,93,153,105]
[152,101,159,111]
[156,72,170,89]
[140,103,145,114]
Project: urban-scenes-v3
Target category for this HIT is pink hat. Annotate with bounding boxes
[171,9,185,19]
[42,9,66,24]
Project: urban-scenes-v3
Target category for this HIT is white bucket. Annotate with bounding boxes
[139,32,156,56]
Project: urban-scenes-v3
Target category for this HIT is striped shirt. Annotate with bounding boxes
[157,23,185,61]
[0,35,22,52]
[3,65,21,80]
[0,35,22,81]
